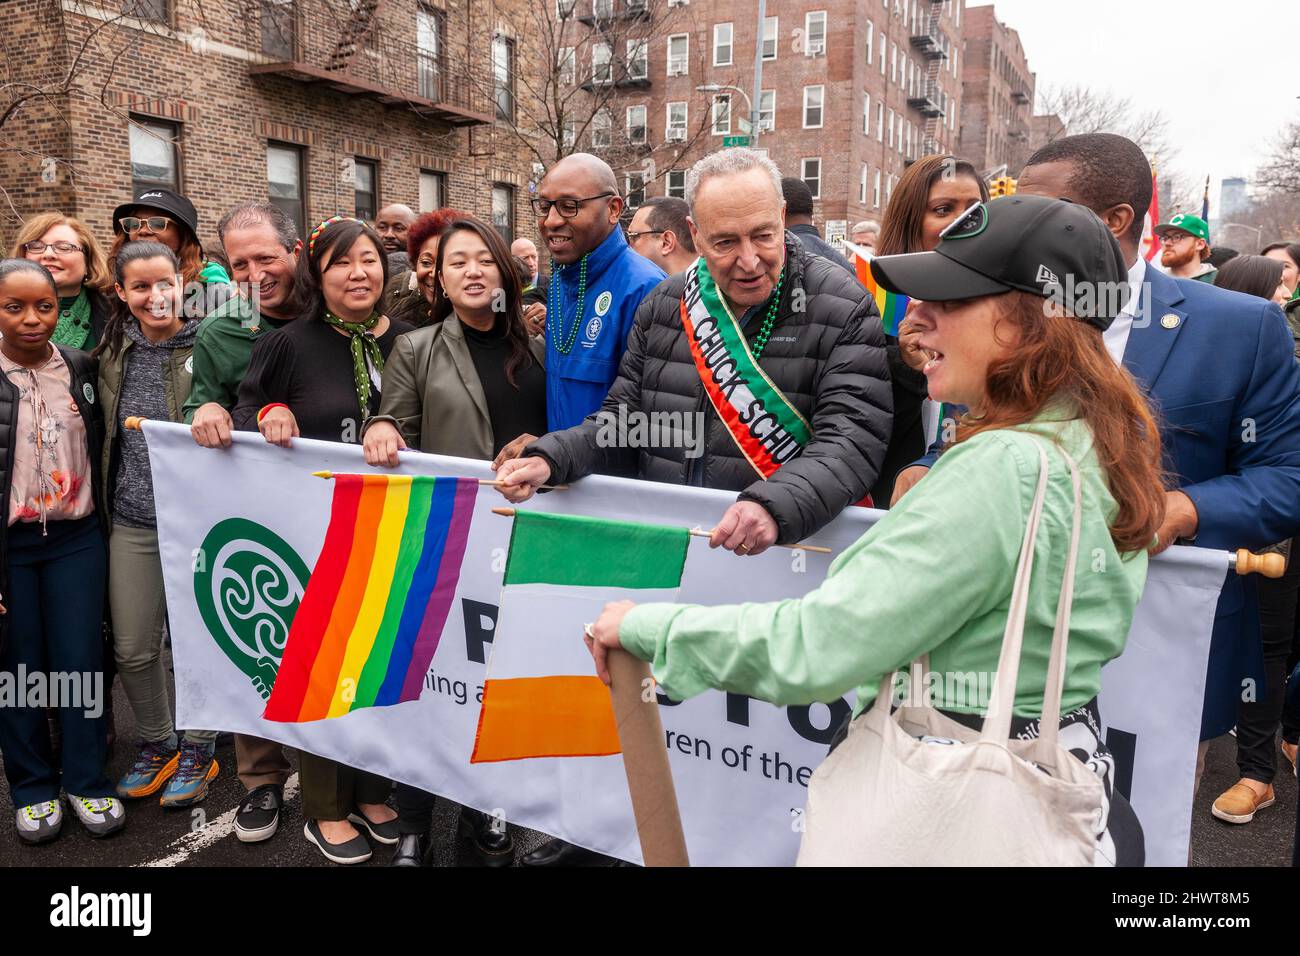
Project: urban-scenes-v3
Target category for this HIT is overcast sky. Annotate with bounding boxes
[969,0,1298,207]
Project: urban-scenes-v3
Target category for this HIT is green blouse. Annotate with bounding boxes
[620,412,1149,718]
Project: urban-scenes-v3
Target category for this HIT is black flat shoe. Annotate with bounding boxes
[390,831,432,867]
[520,838,610,867]
[304,820,371,865]
[458,807,513,867]
[348,807,401,846]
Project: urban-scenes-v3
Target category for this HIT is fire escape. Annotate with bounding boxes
[908,0,948,158]
[250,0,493,126]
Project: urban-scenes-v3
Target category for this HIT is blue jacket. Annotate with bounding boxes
[545,228,666,431]
[918,263,1300,739]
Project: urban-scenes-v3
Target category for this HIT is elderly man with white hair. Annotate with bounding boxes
[851,220,881,253]
[499,147,891,550]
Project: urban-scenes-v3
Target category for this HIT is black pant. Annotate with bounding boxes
[1236,541,1300,783]
[394,782,435,835]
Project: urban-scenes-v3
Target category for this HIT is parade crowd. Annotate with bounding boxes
[2,130,1299,867]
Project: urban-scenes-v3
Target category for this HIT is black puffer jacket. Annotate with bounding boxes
[530,233,892,544]
[0,346,107,647]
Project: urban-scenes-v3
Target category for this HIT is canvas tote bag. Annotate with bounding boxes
[797,441,1104,866]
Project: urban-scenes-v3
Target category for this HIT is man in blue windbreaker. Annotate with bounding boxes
[534,154,666,431]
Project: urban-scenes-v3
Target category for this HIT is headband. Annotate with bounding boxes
[308,215,362,256]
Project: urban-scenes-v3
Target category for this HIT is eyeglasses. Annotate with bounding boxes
[626,229,665,243]
[120,216,172,234]
[24,240,83,255]
[530,193,614,219]
[1159,232,1191,245]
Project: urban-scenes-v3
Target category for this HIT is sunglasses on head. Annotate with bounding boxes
[120,216,172,234]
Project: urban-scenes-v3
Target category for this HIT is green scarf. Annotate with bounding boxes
[54,288,93,350]
[322,310,384,421]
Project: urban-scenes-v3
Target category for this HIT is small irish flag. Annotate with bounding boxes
[470,511,689,763]
[264,473,477,722]
[844,240,909,336]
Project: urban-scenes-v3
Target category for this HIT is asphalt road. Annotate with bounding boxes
[0,654,1294,868]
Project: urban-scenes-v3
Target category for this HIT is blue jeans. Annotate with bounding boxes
[0,516,112,805]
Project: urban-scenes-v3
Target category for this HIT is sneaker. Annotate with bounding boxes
[159,741,219,808]
[304,819,372,865]
[68,794,126,837]
[15,800,62,845]
[1211,781,1276,824]
[116,740,179,799]
[235,784,283,843]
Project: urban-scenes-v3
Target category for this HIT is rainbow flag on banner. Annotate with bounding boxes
[263,474,478,722]
[844,240,908,336]
[471,511,689,763]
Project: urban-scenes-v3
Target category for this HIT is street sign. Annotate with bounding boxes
[722,135,751,148]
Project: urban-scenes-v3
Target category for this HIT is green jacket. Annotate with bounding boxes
[182,295,290,421]
[621,412,1148,719]
[97,331,195,511]
[1285,298,1300,361]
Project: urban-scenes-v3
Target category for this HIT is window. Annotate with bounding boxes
[129,117,181,197]
[667,34,689,76]
[492,35,515,122]
[712,94,731,135]
[876,102,883,139]
[562,116,578,149]
[887,108,895,147]
[803,85,823,128]
[353,158,378,221]
[266,142,305,239]
[592,109,612,147]
[862,92,870,134]
[762,16,778,60]
[627,105,647,143]
[670,169,691,199]
[556,0,576,16]
[879,34,886,74]
[801,158,821,200]
[592,42,612,84]
[865,21,873,64]
[666,101,688,140]
[625,173,646,209]
[261,0,295,59]
[626,39,648,80]
[418,170,446,213]
[805,11,826,54]
[416,4,444,100]
[558,47,576,86]
[594,0,613,16]
[125,0,170,23]
[859,165,868,204]
[873,169,881,208]
[886,173,895,203]
[491,183,514,246]
[758,89,775,132]
[713,23,733,66]
[890,42,897,83]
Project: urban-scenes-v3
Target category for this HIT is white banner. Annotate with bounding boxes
[147,423,1225,866]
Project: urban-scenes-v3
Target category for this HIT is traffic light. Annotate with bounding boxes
[988,176,1018,198]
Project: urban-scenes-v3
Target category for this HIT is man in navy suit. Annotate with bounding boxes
[893,133,1300,824]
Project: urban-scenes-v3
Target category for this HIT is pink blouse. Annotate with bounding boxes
[0,348,94,528]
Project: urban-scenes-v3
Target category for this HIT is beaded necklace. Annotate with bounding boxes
[547,253,589,355]
[748,267,786,358]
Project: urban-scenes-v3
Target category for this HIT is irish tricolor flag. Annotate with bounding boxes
[471,511,689,763]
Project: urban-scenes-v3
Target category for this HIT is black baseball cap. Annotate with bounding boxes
[869,194,1130,330]
[112,188,201,247]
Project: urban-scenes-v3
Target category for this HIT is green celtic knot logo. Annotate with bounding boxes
[193,518,311,701]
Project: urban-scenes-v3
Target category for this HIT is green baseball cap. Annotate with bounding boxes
[1154,212,1210,243]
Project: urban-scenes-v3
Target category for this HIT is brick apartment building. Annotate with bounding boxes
[956,3,1036,176]
[1,0,541,255]
[560,0,968,244]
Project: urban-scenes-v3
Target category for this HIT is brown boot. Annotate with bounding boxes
[1211,780,1275,824]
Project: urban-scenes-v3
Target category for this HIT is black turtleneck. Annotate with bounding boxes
[460,317,547,455]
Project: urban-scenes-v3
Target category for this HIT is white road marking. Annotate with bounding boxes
[136,773,300,868]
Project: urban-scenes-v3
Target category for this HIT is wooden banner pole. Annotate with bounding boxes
[606,647,689,867]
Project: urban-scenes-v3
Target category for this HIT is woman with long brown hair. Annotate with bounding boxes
[872,154,989,503]
[12,213,113,349]
[363,215,545,867]
[583,196,1164,865]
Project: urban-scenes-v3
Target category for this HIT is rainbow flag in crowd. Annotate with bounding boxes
[471,511,689,763]
[844,240,908,336]
[263,474,478,722]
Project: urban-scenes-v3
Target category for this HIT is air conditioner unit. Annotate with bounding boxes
[666,127,686,141]
[667,60,687,76]
[759,119,774,132]
[806,40,825,56]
